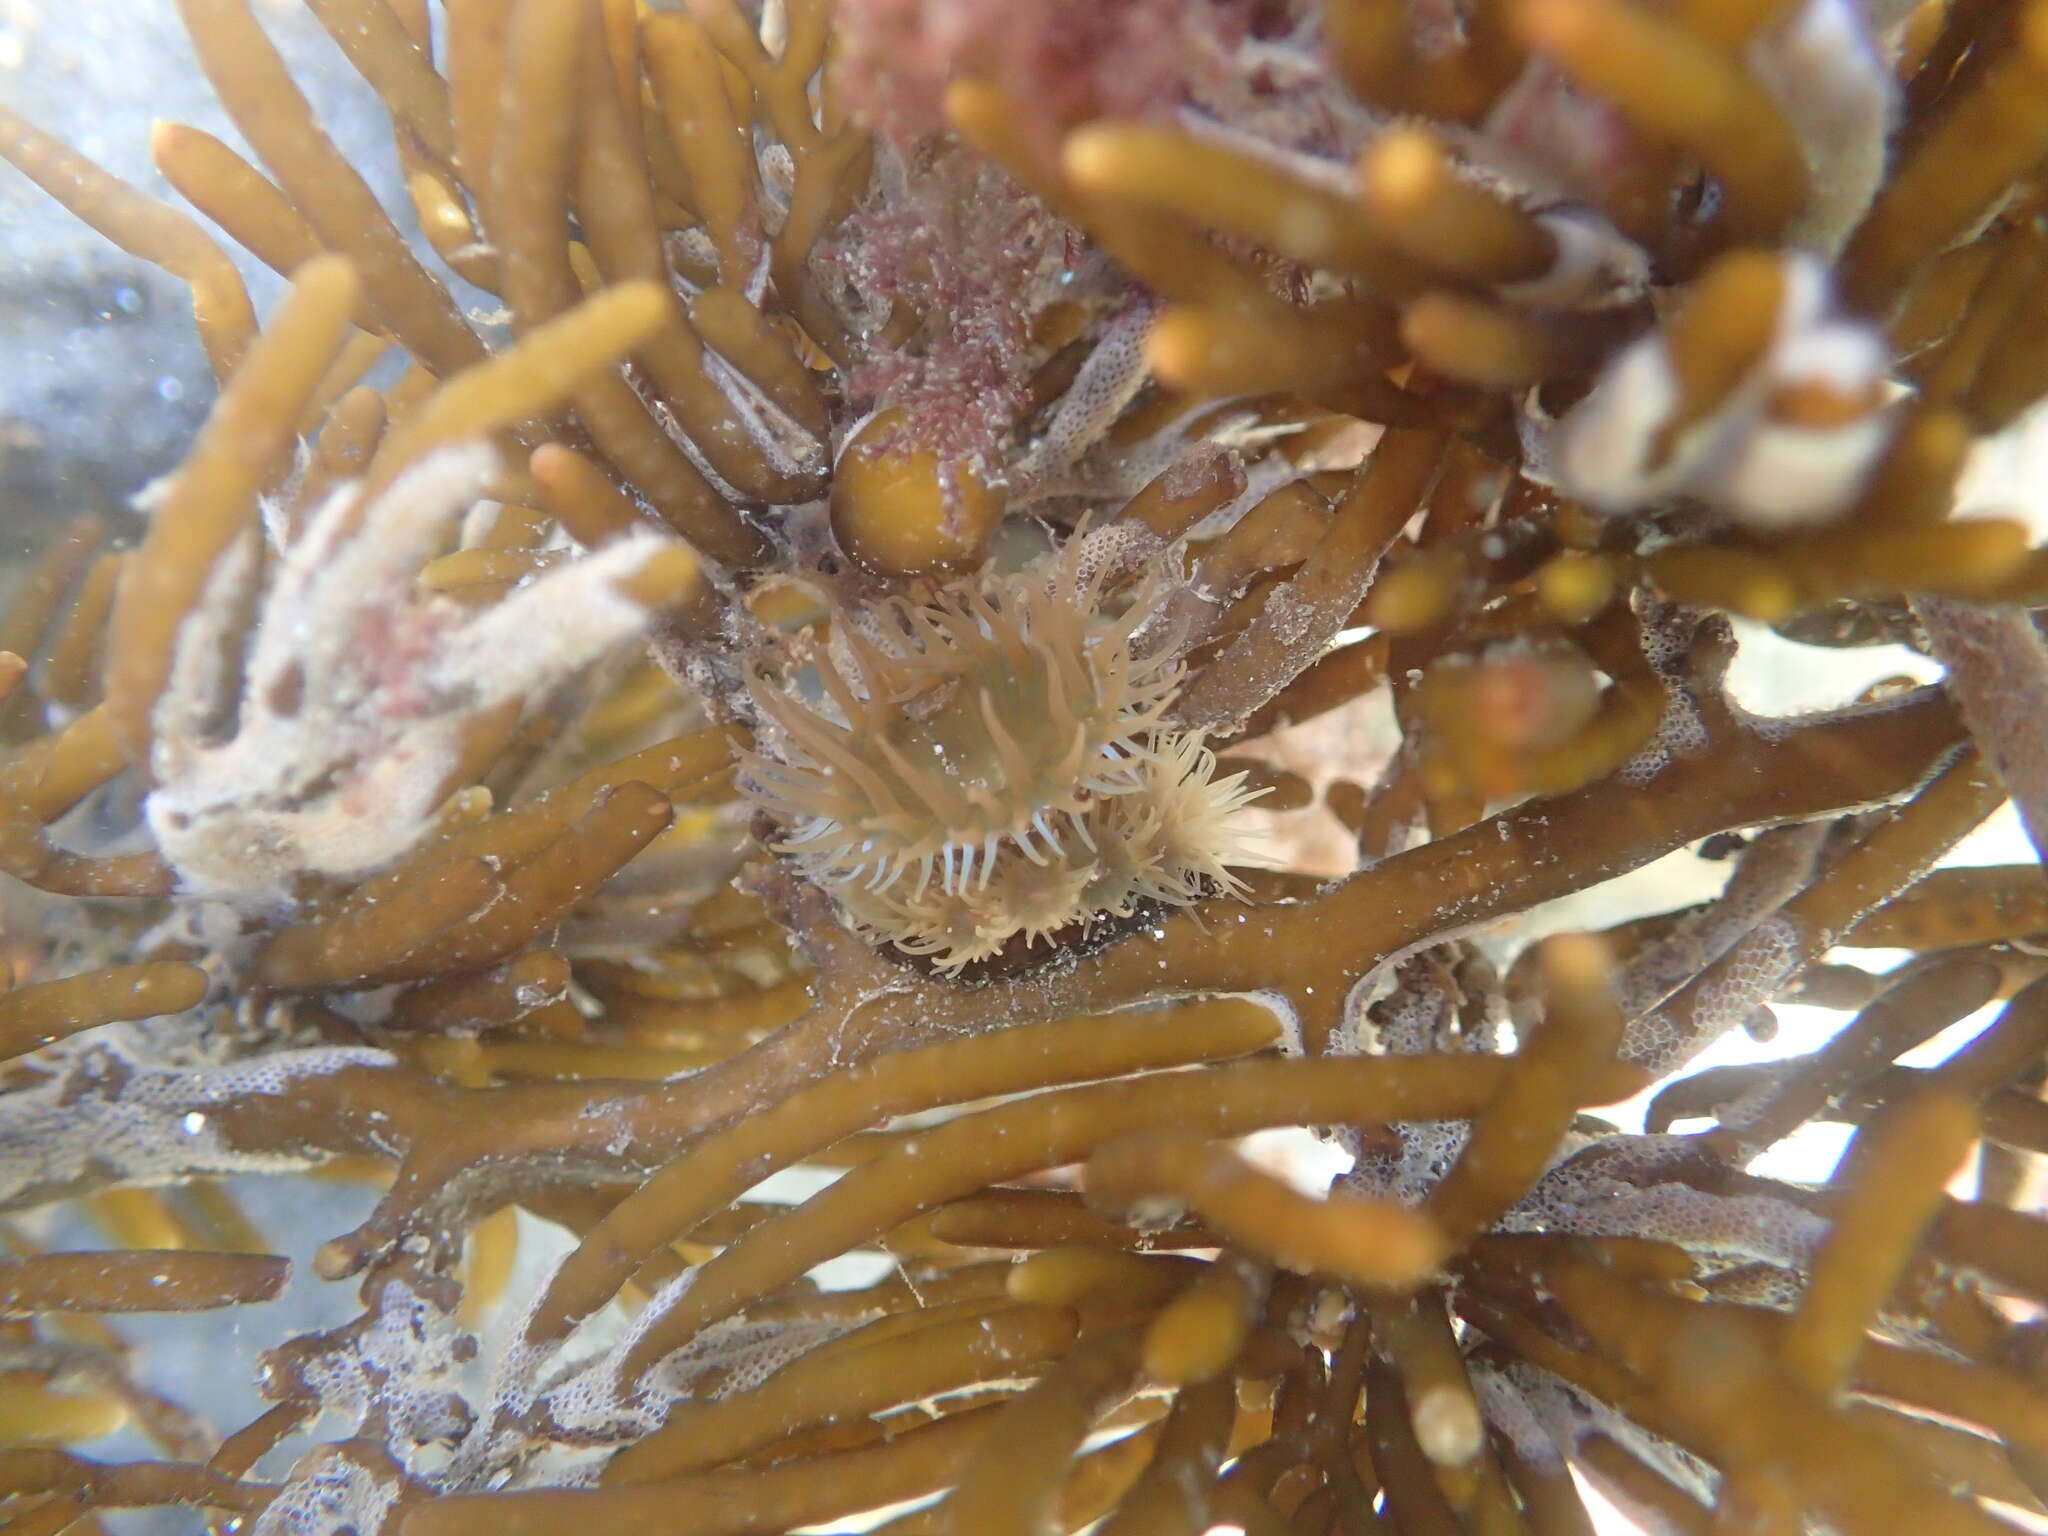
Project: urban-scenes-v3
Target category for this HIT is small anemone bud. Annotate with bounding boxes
[1411,1383,1487,1466]
[1364,548,1464,634]
[830,408,1005,577]
[1454,642,1604,752]
[1536,550,1617,624]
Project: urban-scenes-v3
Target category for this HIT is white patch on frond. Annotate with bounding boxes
[147,442,689,904]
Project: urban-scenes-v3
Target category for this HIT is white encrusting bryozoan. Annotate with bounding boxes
[1537,253,1893,530]
[145,442,690,905]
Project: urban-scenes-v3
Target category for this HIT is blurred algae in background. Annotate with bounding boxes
[6,0,2048,1533]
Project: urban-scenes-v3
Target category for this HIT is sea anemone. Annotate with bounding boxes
[741,528,1268,969]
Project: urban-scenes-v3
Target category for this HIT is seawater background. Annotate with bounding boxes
[0,0,411,551]
[4,2,2048,1529]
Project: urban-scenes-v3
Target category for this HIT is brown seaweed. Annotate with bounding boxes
[2,0,2048,1532]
